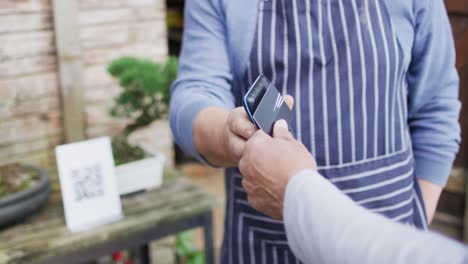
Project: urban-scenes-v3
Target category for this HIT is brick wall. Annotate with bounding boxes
[0,0,169,170]
[0,0,60,169]
[80,0,168,139]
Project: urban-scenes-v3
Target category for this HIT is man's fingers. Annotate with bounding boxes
[230,110,257,139]
[245,129,270,153]
[226,129,246,161]
[283,95,294,110]
[273,120,293,140]
[241,179,249,190]
[239,156,248,177]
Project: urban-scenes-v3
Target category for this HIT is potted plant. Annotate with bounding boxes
[108,56,204,264]
[107,56,178,195]
[0,163,51,228]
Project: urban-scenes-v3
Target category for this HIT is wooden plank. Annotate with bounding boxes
[0,0,51,15]
[445,0,468,16]
[0,31,54,60]
[0,173,218,264]
[0,13,52,34]
[0,55,56,78]
[52,0,85,142]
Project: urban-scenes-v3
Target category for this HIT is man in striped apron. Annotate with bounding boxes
[170,0,460,263]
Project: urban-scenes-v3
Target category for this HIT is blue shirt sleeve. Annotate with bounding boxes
[169,0,235,162]
[407,0,461,186]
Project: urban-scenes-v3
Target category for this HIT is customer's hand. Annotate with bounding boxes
[239,120,317,220]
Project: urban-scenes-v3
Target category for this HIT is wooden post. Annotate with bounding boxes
[52,0,85,142]
[464,168,468,243]
[444,0,468,243]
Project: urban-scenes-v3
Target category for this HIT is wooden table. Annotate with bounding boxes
[0,170,218,264]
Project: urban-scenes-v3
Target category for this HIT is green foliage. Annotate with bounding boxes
[176,231,205,264]
[108,56,178,134]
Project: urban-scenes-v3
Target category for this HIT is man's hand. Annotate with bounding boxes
[223,107,258,163]
[239,120,317,220]
[193,106,257,167]
[193,95,294,167]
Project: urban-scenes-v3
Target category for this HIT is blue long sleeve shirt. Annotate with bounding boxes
[170,0,460,186]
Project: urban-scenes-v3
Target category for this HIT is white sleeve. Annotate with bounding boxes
[283,170,468,264]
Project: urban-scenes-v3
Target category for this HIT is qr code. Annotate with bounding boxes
[71,164,105,202]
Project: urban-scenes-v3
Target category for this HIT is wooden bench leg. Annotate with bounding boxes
[203,211,215,264]
[139,244,151,264]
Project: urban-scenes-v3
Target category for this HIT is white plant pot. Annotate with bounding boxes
[115,153,165,195]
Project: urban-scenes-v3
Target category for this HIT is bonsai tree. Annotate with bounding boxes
[107,56,178,165]
[108,56,203,263]
[108,56,178,135]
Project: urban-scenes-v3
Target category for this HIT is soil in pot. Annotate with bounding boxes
[0,163,41,199]
[112,135,147,165]
[0,163,50,229]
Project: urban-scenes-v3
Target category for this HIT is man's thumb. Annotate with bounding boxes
[273,120,293,140]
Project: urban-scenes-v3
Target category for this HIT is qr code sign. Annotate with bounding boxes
[71,164,105,202]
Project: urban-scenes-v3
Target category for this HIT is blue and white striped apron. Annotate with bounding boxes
[221,0,428,263]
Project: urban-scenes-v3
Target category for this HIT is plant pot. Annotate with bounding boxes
[127,119,174,167]
[115,153,165,195]
[0,164,51,229]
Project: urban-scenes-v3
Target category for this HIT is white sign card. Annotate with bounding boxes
[56,137,123,232]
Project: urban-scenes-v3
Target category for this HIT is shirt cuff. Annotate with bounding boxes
[170,92,232,165]
[414,155,454,187]
[171,99,213,164]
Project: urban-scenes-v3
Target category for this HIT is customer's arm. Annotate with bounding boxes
[407,0,461,223]
[284,170,468,264]
[169,0,257,167]
[240,122,468,264]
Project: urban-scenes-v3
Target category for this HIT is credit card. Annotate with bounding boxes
[243,75,294,135]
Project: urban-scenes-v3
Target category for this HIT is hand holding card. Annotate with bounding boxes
[243,75,294,136]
